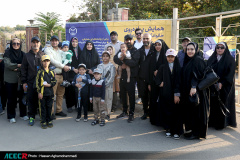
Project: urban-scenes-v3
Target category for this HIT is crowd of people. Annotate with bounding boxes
[0,28,237,140]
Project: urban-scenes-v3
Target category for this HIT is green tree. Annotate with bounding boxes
[66,0,240,48]
[14,25,26,31]
[34,12,62,35]
[34,12,63,44]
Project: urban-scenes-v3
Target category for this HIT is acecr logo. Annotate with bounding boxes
[4,153,27,159]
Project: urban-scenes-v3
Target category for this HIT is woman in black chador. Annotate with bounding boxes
[181,42,209,140]
[80,40,100,111]
[207,42,236,130]
[80,40,100,77]
[149,39,169,126]
[65,37,82,113]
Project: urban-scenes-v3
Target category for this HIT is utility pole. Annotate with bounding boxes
[99,0,102,21]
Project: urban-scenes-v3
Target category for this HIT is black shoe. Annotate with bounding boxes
[55,111,67,117]
[52,114,56,120]
[105,115,110,121]
[91,119,99,126]
[76,115,81,122]
[184,132,192,138]
[116,112,128,118]
[141,113,147,120]
[127,114,134,123]
[185,135,199,140]
[41,122,47,129]
[47,121,53,128]
[67,108,73,113]
[100,120,105,126]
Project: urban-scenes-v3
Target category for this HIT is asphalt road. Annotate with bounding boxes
[0,101,240,159]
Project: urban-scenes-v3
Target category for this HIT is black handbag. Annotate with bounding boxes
[189,92,200,106]
[193,66,220,90]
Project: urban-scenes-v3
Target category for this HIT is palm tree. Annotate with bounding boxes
[34,12,62,36]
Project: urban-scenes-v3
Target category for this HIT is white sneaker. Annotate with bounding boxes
[173,134,180,140]
[10,118,16,123]
[20,116,29,121]
[165,132,171,138]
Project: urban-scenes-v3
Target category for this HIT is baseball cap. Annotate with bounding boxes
[110,31,118,36]
[182,37,191,42]
[62,41,70,48]
[102,51,110,57]
[93,68,102,74]
[31,36,40,42]
[124,34,133,40]
[166,49,177,57]
[42,55,51,61]
[50,35,59,41]
[78,63,87,69]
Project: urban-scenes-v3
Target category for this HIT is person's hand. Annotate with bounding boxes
[38,93,43,100]
[14,69,18,72]
[121,64,127,69]
[121,51,126,58]
[190,88,197,97]
[160,82,164,87]
[63,66,70,72]
[77,77,82,82]
[17,64,21,68]
[90,99,93,103]
[23,83,28,92]
[43,82,51,87]
[75,84,82,89]
[73,69,78,74]
[174,96,180,104]
[218,83,222,90]
[148,85,151,92]
[88,69,93,75]
[154,70,158,76]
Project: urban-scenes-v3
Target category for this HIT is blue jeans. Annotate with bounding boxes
[0,96,3,112]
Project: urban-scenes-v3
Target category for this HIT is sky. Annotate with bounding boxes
[0,0,85,27]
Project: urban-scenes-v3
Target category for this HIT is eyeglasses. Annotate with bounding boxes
[216,46,225,49]
[136,33,142,35]
[12,43,20,46]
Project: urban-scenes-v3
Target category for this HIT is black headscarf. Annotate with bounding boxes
[181,42,206,94]
[80,40,100,71]
[4,39,24,64]
[154,39,169,69]
[149,39,169,85]
[207,42,235,85]
[69,37,82,69]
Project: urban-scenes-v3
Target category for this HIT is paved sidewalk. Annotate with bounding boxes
[0,101,239,159]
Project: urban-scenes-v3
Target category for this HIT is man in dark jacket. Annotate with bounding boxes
[21,36,45,126]
[114,34,140,123]
[138,33,155,120]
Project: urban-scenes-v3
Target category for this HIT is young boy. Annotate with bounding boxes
[155,49,183,139]
[90,68,106,126]
[36,55,56,129]
[61,41,73,87]
[72,63,91,122]
[97,51,116,121]
[117,43,131,82]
